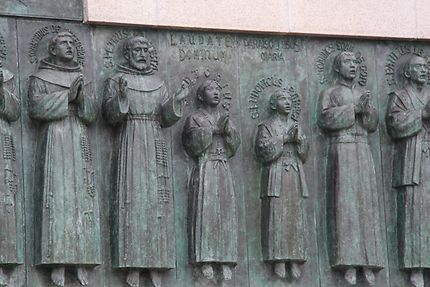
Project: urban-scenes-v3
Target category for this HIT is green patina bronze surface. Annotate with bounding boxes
[0,3,430,286]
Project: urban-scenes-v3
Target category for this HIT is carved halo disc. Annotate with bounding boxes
[383,45,430,89]
[28,25,85,66]
[102,29,158,71]
[315,40,368,87]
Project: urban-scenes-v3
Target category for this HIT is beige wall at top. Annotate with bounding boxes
[84,0,428,39]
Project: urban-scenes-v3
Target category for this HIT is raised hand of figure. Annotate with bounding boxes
[69,74,83,102]
[118,76,128,101]
[361,90,372,112]
[284,123,298,144]
[175,77,191,102]
[217,113,230,136]
[356,90,371,114]
[295,127,306,144]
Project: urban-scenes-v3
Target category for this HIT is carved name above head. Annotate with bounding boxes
[248,76,301,120]
[242,37,303,62]
[28,25,85,66]
[315,41,368,87]
[268,87,301,122]
[384,45,430,88]
[184,67,232,111]
[103,30,158,71]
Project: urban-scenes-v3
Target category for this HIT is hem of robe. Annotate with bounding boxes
[112,264,175,269]
[263,256,307,262]
[0,261,24,266]
[263,258,306,263]
[400,265,430,270]
[331,263,384,270]
[190,260,237,265]
[35,262,101,267]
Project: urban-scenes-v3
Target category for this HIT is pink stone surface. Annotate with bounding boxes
[84,0,290,32]
[84,0,429,39]
[416,0,430,39]
[288,0,416,39]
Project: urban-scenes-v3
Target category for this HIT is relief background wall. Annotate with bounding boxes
[0,1,428,286]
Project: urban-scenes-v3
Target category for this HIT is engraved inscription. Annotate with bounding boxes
[28,25,85,65]
[384,45,428,86]
[249,76,283,119]
[315,41,367,86]
[103,30,158,70]
[242,37,303,62]
[169,33,235,63]
[183,67,233,111]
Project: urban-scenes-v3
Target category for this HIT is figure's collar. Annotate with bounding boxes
[39,57,81,72]
[117,63,154,76]
[405,84,427,106]
[32,58,82,88]
[336,78,355,89]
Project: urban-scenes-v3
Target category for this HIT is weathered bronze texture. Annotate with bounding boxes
[182,79,240,283]
[28,31,100,287]
[386,55,430,287]
[103,35,189,287]
[255,88,308,281]
[317,51,384,285]
[2,5,430,286]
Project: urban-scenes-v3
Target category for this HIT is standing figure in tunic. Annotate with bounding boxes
[318,51,384,285]
[255,90,308,280]
[386,55,430,287]
[103,36,189,287]
[28,32,100,286]
[0,65,22,286]
[182,80,240,282]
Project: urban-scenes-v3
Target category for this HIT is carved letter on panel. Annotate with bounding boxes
[255,88,308,281]
[0,36,23,286]
[182,79,240,283]
[317,51,384,285]
[386,54,430,287]
[29,31,100,287]
[103,35,190,287]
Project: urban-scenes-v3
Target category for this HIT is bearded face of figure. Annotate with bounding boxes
[127,41,150,71]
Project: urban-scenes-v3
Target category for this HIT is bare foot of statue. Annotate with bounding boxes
[149,270,162,287]
[77,267,89,286]
[221,265,233,281]
[291,262,302,280]
[201,264,215,280]
[344,267,357,285]
[0,267,7,286]
[126,270,139,287]
[411,270,424,287]
[273,262,286,279]
[51,266,65,287]
[363,268,375,286]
